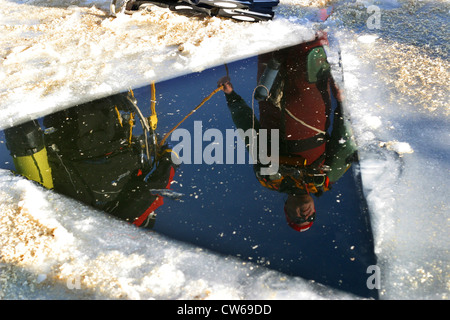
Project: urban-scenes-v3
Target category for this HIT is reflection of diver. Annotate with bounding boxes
[219,33,357,232]
[5,92,178,229]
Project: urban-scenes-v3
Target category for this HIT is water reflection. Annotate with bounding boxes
[1,35,377,298]
[4,91,180,229]
[218,32,357,233]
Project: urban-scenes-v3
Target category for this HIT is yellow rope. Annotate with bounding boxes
[128,112,134,146]
[149,81,158,131]
[114,106,123,127]
[159,85,224,147]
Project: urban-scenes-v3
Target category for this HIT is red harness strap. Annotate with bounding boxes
[132,166,176,227]
[132,196,164,227]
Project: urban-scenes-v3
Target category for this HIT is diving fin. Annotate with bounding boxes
[110,0,279,22]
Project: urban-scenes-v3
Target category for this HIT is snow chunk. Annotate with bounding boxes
[380,141,414,156]
[357,35,378,44]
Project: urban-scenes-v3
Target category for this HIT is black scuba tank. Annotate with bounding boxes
[254,57,281,102]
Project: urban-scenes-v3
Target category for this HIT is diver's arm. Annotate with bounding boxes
[218,76,260,132]
[225,90,261,133]
[325,101,358,183]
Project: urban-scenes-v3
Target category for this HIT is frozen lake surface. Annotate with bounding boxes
[0,0,448,300]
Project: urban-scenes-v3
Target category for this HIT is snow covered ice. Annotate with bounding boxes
[0,0,448,299]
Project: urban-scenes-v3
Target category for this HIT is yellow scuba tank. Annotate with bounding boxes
[4,121,53,189]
